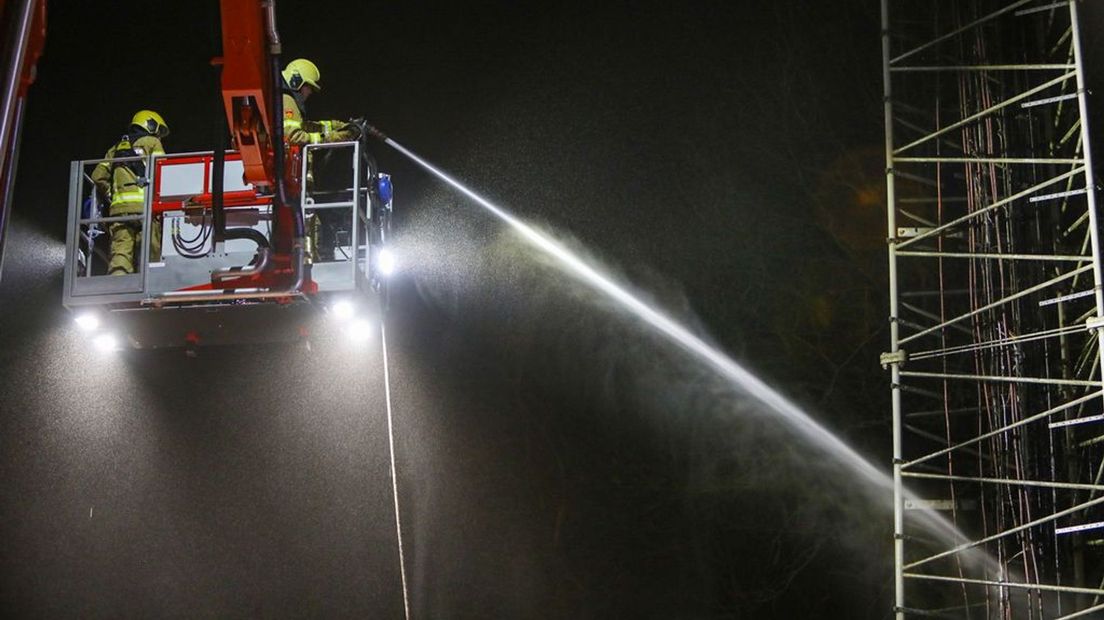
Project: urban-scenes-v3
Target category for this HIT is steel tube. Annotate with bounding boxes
[909,324,1085,361]
[350,140,360,286]
[210,247,270,281]
[894,72,1076,154]
[900,371,1102,387]
[150,290,301,304]
[904,391,1103,469]
[1050,413,1104,430]
[63,161,81,299]
[0,0,34,167]
[0,97,24,281]
[904,495,1104,570]
[894,156,1083,164]
[890,64,1075,72]
[1069,0,1104,411]
[891,0,1035,65]
[899,264,1093,345]
[1017,1,1073,18]
[1069,10,1104,600]
[140,154,154,296]
[902,472,1104,493]
[148,247,304,304]
[0,0,36,283]
[1030,188,1088,203]
[1021,91,1081,108]
[897,250,1090,262]
[896,167,1084,249]
[881,0,905,616]
[903,573,1104,597]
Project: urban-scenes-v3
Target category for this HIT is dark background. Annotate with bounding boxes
[1,2,1102,618]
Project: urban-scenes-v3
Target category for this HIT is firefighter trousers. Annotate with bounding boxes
[108,217,162,275]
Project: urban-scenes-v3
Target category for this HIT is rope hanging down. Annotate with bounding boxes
[380,318,411,620]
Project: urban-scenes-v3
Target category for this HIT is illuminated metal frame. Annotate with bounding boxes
[882,1,1104,617]
[299,140,366,290]
[62,143,367,308]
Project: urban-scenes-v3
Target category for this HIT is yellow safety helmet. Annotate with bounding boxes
[130,109,169,138]
[282,58,322,92]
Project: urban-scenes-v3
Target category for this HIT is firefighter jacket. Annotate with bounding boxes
[90,133,165,215]
[282,93,357,146]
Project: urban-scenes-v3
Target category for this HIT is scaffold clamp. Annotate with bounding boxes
[880,350,908,369]
[1086,316,1104,332]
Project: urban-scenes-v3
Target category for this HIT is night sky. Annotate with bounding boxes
[1,2,1103,618]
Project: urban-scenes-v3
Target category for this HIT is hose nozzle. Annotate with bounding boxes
[364,122,388,142]
[348,118,388,143]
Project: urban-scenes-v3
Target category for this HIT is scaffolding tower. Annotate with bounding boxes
[882,0,1104,618]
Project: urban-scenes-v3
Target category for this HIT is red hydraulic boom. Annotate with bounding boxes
[194,0,310,297]
[0,0,45,284]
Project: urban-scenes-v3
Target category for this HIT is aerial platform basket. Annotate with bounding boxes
[62,141,393,349]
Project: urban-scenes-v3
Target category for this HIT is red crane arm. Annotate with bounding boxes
[218,0,275,190]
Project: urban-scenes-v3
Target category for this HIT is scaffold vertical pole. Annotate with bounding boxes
[1069,0,1104,357]
[880,0,905,617]
[1070,1,1103,605]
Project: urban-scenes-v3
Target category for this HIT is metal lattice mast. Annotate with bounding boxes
[882,1,1104,618]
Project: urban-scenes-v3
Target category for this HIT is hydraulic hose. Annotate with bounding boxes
[224,226,270,249]
[171,216,213,258]
[212,77,226,245]
[262,0,282,55]
[268,52,303,242]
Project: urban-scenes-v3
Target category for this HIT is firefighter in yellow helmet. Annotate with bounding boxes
[281,58,359,146]
[90,110,169,275]
[281,59,361,262]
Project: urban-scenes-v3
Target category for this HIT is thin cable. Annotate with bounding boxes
[380,319,411,620]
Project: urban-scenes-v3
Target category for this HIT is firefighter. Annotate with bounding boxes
[281,58,359,146]
[281,58,361,261]
[90,110,169,275]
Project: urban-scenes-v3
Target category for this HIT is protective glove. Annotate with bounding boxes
[344,118,366,140]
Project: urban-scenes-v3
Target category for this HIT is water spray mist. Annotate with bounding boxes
[363,124,996,573]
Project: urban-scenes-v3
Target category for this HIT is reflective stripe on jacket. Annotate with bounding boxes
[111,188,146,209]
